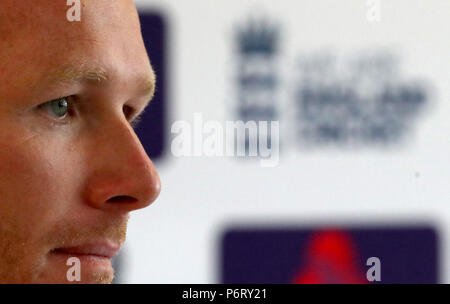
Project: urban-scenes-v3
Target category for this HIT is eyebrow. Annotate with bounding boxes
[58,66,109,83]
[44,63,156,103]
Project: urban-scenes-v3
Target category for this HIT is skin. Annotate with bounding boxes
[0,0,161,283]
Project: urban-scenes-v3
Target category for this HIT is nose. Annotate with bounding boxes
[83,119,161,213]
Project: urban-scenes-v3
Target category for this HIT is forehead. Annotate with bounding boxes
[0,0,152,101]
[0,0,139,35]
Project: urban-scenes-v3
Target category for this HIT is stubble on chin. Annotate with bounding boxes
[0,215,128,284]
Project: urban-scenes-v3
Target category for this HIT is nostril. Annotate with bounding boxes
[107,195,138,204]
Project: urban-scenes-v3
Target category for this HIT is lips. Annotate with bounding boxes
[52,241,121,259]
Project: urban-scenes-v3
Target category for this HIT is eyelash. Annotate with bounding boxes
[38,96,144,128]
[37,96,77,126]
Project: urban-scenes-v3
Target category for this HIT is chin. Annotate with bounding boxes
[31,270,115,284]
[25,254,116,284]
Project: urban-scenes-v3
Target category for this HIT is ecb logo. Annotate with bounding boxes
[234,19,280,155]
[234,16,430,151]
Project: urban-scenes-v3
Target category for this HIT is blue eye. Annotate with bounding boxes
[43,97,69,118]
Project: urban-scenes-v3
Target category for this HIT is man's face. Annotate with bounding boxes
[0,0,161,283]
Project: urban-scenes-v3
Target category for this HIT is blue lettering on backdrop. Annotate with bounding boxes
[295,52,428,147]
[234,17,430,151]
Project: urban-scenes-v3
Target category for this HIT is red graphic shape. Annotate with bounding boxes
[292,230,367,284]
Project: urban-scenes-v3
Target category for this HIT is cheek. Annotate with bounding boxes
[0,135,75,233]
[0,125,90,282]
[0,135,75,282]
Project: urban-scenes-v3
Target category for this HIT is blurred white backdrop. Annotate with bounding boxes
[123,0,450,283]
